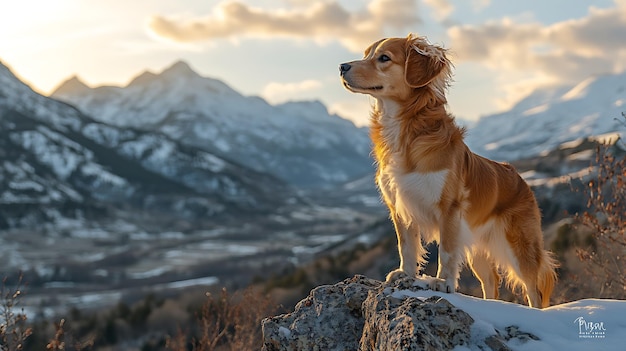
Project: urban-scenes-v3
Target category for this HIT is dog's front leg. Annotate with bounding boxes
[386,214,424,282]
[430,210,462,293]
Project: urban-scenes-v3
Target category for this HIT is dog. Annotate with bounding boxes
[339,34,557,308]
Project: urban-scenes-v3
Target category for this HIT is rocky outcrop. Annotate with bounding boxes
[360,291,473,350]
[262,275,377,351]
[262,275,539,351]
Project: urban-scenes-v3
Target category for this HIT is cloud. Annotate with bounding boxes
[423,0,454,21]
[447,2,626,107]
[147,0,421,52]
[262,79,323,104]
[471,0,491,12]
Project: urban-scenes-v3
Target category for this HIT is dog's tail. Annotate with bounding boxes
[537,251,559,308]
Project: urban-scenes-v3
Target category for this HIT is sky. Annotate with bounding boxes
[1,0,625,126]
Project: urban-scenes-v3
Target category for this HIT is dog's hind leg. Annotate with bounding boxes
[468,250,500,299]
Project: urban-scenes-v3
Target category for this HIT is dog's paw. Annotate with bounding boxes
[428,277,456,293]
[385,269,411,282]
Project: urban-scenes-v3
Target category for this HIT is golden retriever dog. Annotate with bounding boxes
[339,34,557,308]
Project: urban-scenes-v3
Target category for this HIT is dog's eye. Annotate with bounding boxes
[378,54,391,63]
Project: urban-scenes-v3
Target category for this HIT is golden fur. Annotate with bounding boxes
[340,34,557,308]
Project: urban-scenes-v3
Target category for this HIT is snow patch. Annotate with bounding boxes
[566,150,594,161]
[279,326,292,338]
[195,153,226,172]
[391,288,626,351]
[81,163,128,187]
[156,276,219,290]
[560,76,596,101]
[522,104,549,116]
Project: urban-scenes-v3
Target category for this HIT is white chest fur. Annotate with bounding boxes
[377,165,448,236]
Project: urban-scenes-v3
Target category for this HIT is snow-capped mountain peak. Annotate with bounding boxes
[51,75,91,96]
[127,70,158,87]
[51,61,373,187]
[143,60,238,96]
[160,60,197,78]
[276,100,341,123]
[465,71,626,161]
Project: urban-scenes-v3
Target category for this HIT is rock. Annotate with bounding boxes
[360,293,473,350]
[262,275,379,351]
[484,336,512,351]
[482,325,540,351]
[262,275,475,351]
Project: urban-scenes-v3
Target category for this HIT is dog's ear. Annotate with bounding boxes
[404,43,446,88]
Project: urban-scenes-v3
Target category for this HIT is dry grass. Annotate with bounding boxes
[575,137,626,299]
[166,287,278,351]
[0,276,31,351]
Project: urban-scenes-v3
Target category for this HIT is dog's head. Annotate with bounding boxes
[340,34,451,102]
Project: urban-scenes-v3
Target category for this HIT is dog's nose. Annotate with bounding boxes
[339,63,351,75]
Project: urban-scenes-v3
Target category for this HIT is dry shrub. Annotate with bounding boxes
[45,319,93,351]
[166,287,278,351]
[577,114,626,298]
[0,276,31,351]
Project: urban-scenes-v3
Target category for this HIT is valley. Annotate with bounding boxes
[1,185,387,318]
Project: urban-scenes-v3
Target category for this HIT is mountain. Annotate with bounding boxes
[52,61,373,187]
[49,75,90,96]
[0,60,295,229]
[465,71,626,161]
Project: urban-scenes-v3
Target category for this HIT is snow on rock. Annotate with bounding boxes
[82,123,135,147]
[194,153,226,173]
[80,163,128,187]
[10,129,86,179]
[263,275,626,351]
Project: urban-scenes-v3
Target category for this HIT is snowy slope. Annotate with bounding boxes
[52,61,372,187]
[465,72,626,161]
[406,277,626,350]
[0,60,295,228]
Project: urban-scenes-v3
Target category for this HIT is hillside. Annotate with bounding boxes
[465,72,626,161]
[0,60,295,229]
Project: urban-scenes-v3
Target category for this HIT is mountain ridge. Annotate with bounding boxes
[52,61,626,169]
[465,71,626,161]
[51,75,91,97]
[0,60,296,229]
[52,60,373,187]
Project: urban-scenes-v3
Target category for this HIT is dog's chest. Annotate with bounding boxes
[377,163,448,227]
[374,110,449,226]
